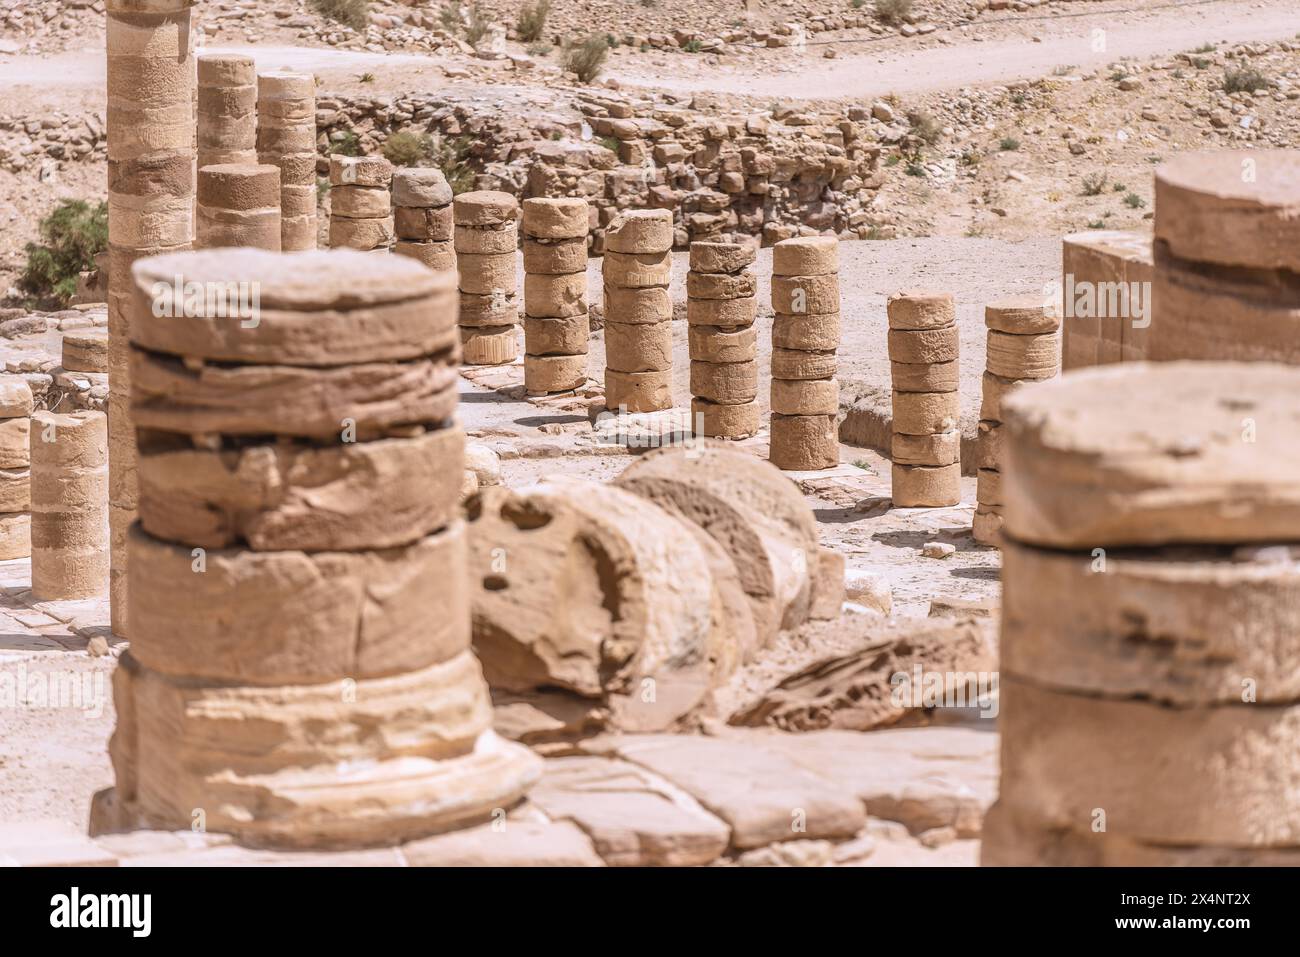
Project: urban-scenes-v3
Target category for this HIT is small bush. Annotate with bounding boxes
[682,39,703,53]
[332,130,362,157]
[1190,56,1211,70]
[464,2,491,46]
[563,34,609,84]
[1124,192,1145,209]
[358,72,375,83]
[1223,67,1268,94]
[875,0,913,24]
[908,110,942,145]
[439,1,463,32]
[19,199,108,306]
[1081,172,1108,196]
[430,134,477,194]
[516,0,550,43]
[999,136,1020,151]
[1192,42,1215,54]
[383,130,436,166]
[311,0,368,31]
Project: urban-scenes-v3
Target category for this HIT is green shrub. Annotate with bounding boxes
[1081,172,1108,196]
[516,0,551,43]
[464,2,490,45]
[332,130,362,157]
[875,0,913,24]
[563,35,609,84]
[19,199,108,306]
[999,136,1021,151]
[430,134,477,194]
[1124,192,1145,209]
[310,0,368,31]
[439,1,463,32]
[908,110,942,145]
[1223,67,1268,94]
[383,130,436,166]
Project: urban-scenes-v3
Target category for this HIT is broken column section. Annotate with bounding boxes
[769,237,840,470]
[602,209,674,413]
[197,54,257,170]
[887,291,959,506]
[196,164,282,251]
[0,380,33,560]
[522,197,589,395]
[328,154,393,253]
[256,72,317,251]
[90,247,539,848]
[984,361,1300,865]
[30,411,109,601]
[106,0,196,637]
[973,297,1060,543]
[1150,149,1300,365]
[455,191,520,366]
[392,167,455,272]
[688,242,759,439]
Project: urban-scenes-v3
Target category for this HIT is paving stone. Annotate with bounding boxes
[589,734,866,849]
[533,756,730,866]
[401,819,604,867]
[750,727,997,838]
[0,819,118,867]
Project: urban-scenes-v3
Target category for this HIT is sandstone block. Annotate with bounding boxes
[892,430,960,468]
[887,325,959,365]
[604,368,672,413]
[605,209,673,254]
[891,359,958,393]
[891,463,961,507]
[524,314,589,356]
[686,296,756,328]
[524,272,587,318]
[985,329,1059,380]
[771,274,840,316]
[770,413,838,471]
[524,354,587,393]
[454,190,518,227]
[886,291,955,330]
[772,236,838,276]
[521,197,589,240]
[891,390,959,435]
[771,313,840,351]
[691,360,757,405]
[770,377,838,416]
[606,320,672,373]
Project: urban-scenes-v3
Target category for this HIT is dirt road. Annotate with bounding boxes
[610,0,1300,100]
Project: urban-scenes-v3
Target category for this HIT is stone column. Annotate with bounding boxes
[197,54,256,170]
[106,0,196,638]
[602,209,674,412]
[770,237,840,471]
[91,247,539,848]
[455,190,520,366]
[1150,149,1300,365]
[0,379,33,561]
[972,297,1060,544]
[328,154,393,252]
[688,241,759,439]
[196,164,282,250]
[886,291,959,505]
[256,72,317,251]
[392,167,455,272]
[522,198,589,395]
[30,411,109,600]
[984,362,1300,865]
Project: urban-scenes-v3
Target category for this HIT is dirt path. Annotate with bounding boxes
[610,0,1300,100]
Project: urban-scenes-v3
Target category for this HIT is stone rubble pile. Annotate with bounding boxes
[973,297,1061,543]
[91,247,539,847]
[687,242,760,439]
[602,209,675,413]
[470,443,839,748]
[257,71,318,251]
[886,292,960,506]
[984,361,1300,865]
[455,190,520,366]
[522,197,590,395]
[328,154,393,252]
[196,163,282,251]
